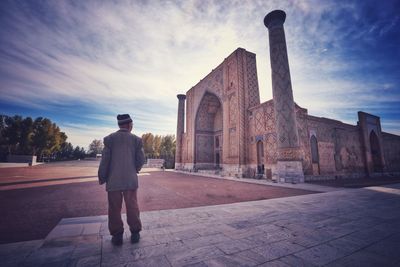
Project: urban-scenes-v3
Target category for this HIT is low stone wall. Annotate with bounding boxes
[7,155,37,166]
[145,159,165,168]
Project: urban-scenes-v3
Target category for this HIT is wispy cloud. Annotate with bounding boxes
[0,0,399,147]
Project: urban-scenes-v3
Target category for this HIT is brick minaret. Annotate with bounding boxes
[264,10,304,183]
[175,94,186,169]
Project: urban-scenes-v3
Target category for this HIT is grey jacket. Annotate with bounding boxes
[98,129,145,192]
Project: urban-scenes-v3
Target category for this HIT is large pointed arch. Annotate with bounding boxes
[194,92,223,169]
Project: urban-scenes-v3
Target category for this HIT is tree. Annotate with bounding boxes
[141,133,155,158]
[3,115,23,154]
[153,135,162,158]
[19,117,33,154]
[160,135,176,168]
[51,123,67,155]
[140,133,176,167]
[57,142,74,160]
[0,115,8,161]
[73,146,86,159]
[88,139,103,156]
[0,115,5,131]
[31,117,65,160]
[0,114,78,162]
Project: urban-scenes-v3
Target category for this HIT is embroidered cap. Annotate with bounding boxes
[117,114,133,125]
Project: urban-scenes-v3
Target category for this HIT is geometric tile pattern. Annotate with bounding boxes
[175,95,186,164]
[229,128,238,157]
[226,59,238,93]
[255,110,264,134]
[229,94,237,126]
[265,133,278,164]
[268,25,300,152]
[246,53,260,108]
[237,52,246,163]
[295,109,311,171]
[264,104,275,133]
[205,67,223,95]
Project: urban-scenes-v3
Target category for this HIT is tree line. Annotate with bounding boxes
[0,114,85,162]
[142,133,176,168]
[1,114,176,167]
[88,133,176,168]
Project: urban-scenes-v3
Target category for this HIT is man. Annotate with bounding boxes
[98,114,145,246]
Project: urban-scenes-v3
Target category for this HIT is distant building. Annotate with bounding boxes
[175,10,400,182]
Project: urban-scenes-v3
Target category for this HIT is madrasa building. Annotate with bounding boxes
[174,10,400,183]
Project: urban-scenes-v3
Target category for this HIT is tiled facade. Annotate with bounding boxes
[175,11,400,182]
[175,47,400,181]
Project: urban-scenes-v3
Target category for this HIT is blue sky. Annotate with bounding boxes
[0,0,399,148]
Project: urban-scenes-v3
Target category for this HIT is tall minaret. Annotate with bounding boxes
[264,10,304,183]
[175,94,186,169]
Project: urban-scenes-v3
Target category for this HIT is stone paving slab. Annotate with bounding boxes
[1,184,400,266]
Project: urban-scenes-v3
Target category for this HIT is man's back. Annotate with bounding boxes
[98,128,145,192]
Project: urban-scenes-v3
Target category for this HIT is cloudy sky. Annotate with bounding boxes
[0,0,399,148]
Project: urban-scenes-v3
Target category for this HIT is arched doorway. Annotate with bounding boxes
[310,135,320,175]
[195,92,222,169]
[370,131,382,172]
[256,140,264,175]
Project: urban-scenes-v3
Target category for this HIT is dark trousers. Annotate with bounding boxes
[107,189,142,236]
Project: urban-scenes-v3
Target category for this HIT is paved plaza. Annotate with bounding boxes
[0,162,316,244]
[1,182,400,266]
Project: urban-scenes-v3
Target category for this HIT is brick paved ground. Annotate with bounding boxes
[1,183,399,266]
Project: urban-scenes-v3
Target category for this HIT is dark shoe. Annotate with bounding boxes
[131,232,140,244]
[111,234,123,246]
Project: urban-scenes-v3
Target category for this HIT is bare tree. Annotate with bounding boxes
[88,139,104,156]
